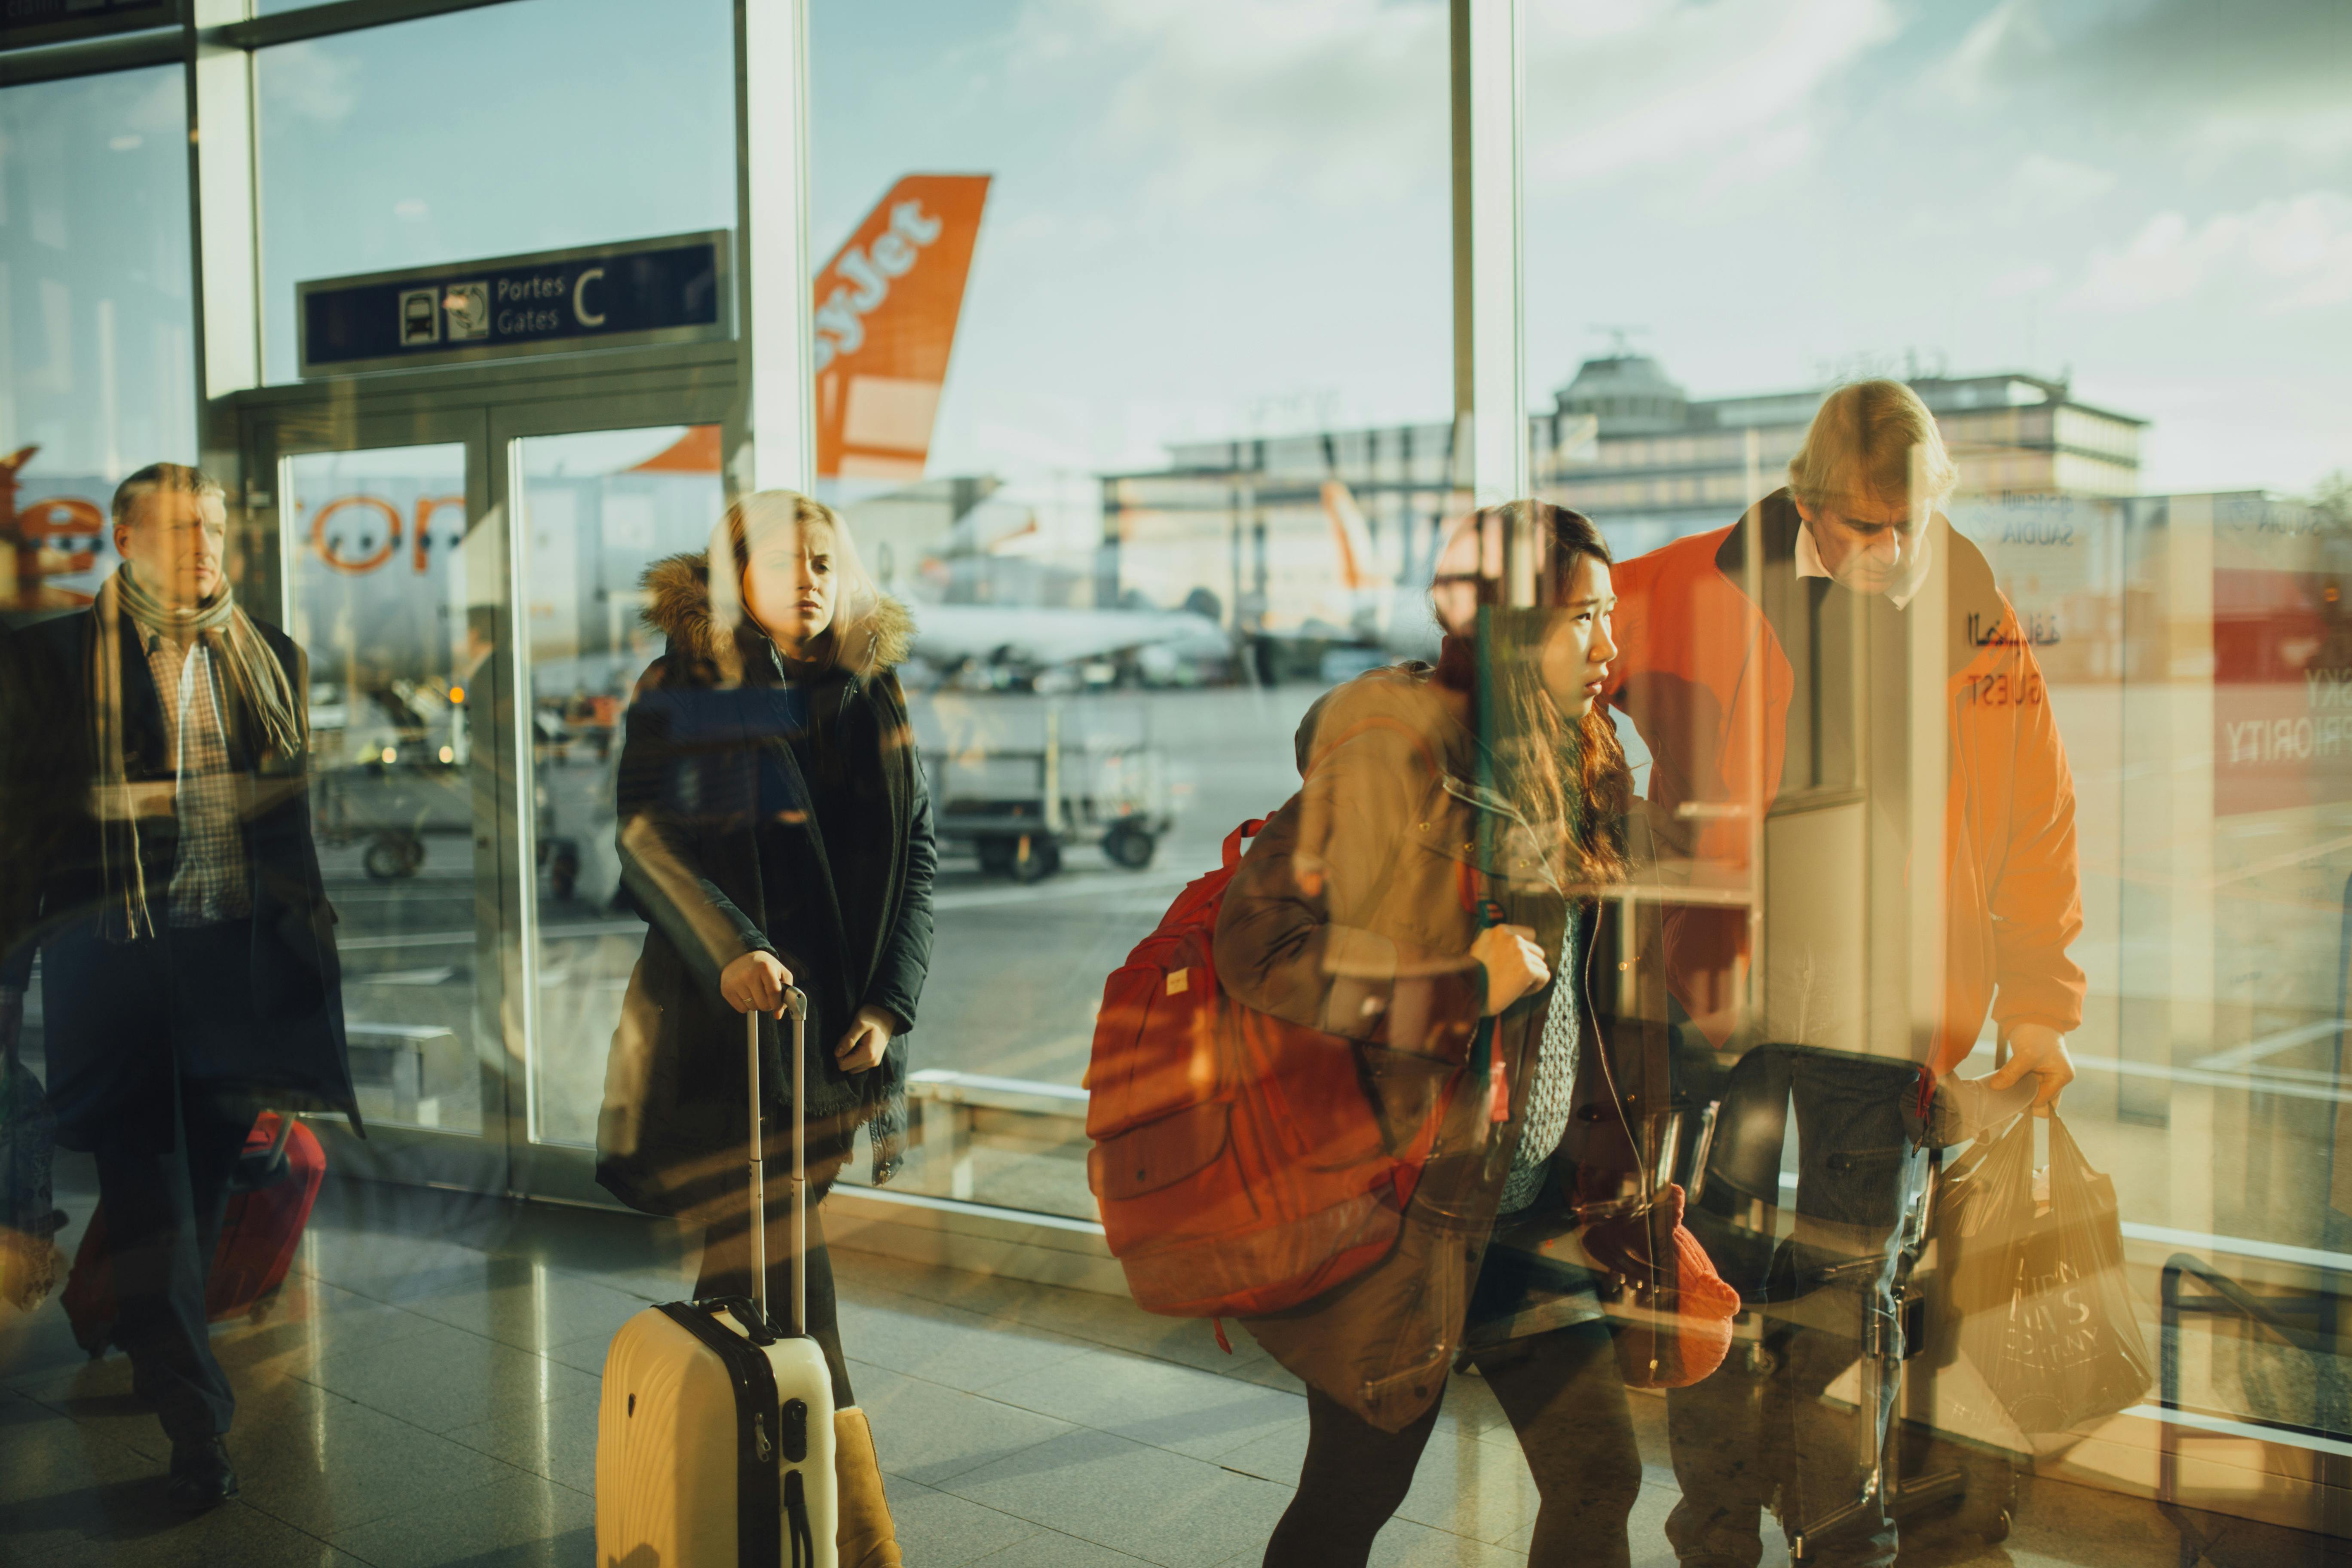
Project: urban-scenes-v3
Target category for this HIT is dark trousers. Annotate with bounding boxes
[1263,1318,1642,1568]
[46,919,263,1446]
[95,1082,255,1443]
[1664,1050,1928,1568]
[695,1191,855,1411]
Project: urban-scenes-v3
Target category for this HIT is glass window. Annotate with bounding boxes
[1526,0,2352,1496]
[806,0,1453,1215]
[253,0,733,384]
[0,65,193,604]
[514,425,725,1149]
[284,442,484,1133]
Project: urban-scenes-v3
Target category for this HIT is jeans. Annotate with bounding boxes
[1664,1048,1929,1568]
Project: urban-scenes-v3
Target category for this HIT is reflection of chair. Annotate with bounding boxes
[345,1021,462,1125]
[1680,1044,2012,1559]
[905,1069,1088,1202]
[2156,869,2352,1562]
[2158,1255,2351,1564]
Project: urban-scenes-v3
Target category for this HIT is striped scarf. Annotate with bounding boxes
[89,564,304,940]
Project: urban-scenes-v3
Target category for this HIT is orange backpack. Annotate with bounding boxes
[1084,818,1454,1321]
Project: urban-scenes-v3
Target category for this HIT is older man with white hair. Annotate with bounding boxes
[1600,381,2084,1567]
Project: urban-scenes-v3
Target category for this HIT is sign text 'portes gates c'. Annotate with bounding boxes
[297,232,731,377]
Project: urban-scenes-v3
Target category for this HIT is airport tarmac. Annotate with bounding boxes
[20,673,2351,1270]
[276,682,1326,1150]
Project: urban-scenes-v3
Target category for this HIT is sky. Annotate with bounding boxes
[3,0,2346,500]
[1518,0,2352,495]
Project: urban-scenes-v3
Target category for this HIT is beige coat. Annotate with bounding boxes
[1213,664,1664,1431]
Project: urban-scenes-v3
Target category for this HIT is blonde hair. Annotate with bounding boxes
[1786,380,1957,513]
[705,489,881,672]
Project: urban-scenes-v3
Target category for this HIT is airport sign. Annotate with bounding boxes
[297,231,732,377]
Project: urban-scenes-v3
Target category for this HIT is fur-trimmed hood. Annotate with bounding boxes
[640,551,914,679]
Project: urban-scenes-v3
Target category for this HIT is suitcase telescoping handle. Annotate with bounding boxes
[747,987,812,1341]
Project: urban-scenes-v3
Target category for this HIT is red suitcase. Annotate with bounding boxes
[61,1111,326,1358]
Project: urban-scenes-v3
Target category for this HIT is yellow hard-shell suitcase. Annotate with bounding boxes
[597,992,838,1567]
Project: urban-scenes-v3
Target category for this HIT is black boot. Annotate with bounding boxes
[167,1436,238,1513]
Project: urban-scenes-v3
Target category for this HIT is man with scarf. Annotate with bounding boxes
[2,463,360,1512]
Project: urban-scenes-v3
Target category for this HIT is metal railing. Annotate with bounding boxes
[2158,1253,2352,1559]
[902,1069,1090,1206]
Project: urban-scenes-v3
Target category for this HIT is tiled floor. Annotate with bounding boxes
[0,1163,2335,1567]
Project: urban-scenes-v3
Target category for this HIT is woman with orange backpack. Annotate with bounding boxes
[1215,501,1702,1568]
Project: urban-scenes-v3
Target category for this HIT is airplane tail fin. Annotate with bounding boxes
[815,173,991,481]
[1321,481,1390,594]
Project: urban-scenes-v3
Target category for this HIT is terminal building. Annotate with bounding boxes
[1104,353,2150,641]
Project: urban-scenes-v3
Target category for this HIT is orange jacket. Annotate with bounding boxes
[1603,491,2085,1075]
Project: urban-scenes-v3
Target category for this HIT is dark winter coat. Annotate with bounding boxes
[0,608,360,1146]
[1212,661,1668,1431]
[594,555,937,1221]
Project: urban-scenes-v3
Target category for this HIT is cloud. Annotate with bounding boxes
[260,40,361,127]
[1931,0,2046,107]
[2069,193,2352,313]
[1008,0,1448,211]
[998,0,1902,211]
[2007,151,2115,212]
[1987,260,2055,298]
[1937,0,2352,157]
[1524,0,1901,187]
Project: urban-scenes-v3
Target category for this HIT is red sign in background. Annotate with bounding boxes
[2214,568,2352,816]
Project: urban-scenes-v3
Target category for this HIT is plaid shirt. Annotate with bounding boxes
[143,633,252,926]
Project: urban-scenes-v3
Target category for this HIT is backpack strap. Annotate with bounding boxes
[1222,818,1269,871]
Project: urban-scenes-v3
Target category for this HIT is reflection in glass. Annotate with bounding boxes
[515,427,723,1149]
[283,445,482,1133]
[807,0,1453,1218]
[253,0,731,385]
[0,65,195,619]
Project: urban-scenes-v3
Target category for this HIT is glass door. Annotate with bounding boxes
[247,402,514,1192]
[242,383,730,1200]
[491,392,733,1201]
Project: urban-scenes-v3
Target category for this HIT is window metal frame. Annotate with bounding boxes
[4,0,1528,1267]
[0,0,528,86]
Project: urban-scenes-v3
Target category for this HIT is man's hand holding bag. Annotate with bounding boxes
[1936,1112,2153,1435]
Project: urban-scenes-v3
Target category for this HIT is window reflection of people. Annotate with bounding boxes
[1603,383,2085,1568]
[595,490,934,1567]
[1,464,360,1513]
[1217,503,1654,1568]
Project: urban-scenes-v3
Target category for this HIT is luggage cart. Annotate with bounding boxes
[314,756,471,882]
[314,752,580,897]
[1675,1047,2034,1561]
[928,703,1175,882]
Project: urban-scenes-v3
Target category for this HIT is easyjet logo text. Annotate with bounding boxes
[309,495,467,575]
[812,199,943,374]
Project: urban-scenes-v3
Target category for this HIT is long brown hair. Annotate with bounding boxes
[1432,499,1630,890]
